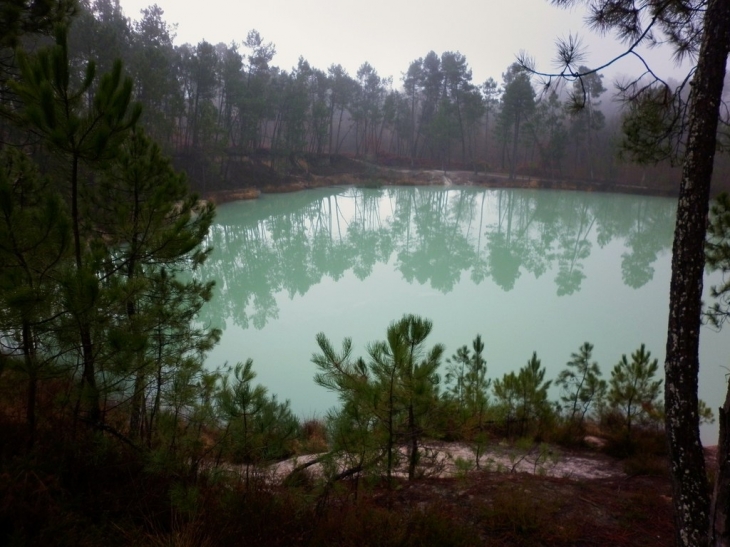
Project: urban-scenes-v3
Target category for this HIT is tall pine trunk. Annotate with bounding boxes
[22,320,37,450]
[71,154,100,424]
[664,1,730,544]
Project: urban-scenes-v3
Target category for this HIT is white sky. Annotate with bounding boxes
[117,0,692,90]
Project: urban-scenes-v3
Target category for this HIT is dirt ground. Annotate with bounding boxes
[259,441,720,546]
[377,472,675,546]
[270,441,626,482]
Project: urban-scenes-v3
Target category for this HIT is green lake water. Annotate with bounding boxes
[198,186,729,444]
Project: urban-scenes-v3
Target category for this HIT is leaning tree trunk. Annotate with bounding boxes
[664,1,730,545]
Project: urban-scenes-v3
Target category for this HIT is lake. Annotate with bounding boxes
[198,186,730,444]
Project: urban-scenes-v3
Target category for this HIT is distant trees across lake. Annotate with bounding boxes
[33,0,727,194]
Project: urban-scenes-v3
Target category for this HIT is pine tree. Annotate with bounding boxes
[218,359,299,482]
[444,334,490,431]
[498,64,536,180]
[93,129,215,439]
[312,334,381,476]
[556,342,606,431]
[0,147,71,448]
[494,352,552,437]
[10,25,141,423]
[313,315,443,482]
[7,27,218,443]
[608,344,662,438]
[369,314,443,480]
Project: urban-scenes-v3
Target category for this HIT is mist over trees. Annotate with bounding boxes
[32,0,727,197]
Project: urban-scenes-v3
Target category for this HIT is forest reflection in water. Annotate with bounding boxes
[199,187,727,442]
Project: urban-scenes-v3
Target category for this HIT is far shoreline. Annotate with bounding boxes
[201,166,679,206]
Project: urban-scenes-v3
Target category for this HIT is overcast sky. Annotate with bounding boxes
[116,0,692,90]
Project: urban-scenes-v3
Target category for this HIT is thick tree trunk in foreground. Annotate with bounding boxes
[664,1,730,545]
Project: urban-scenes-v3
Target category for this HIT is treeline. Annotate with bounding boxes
[36,0,697,193]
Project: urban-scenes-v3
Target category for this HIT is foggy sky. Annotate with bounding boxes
[117,0,693,90]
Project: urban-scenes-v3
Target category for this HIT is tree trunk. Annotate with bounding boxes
[484,110,490,168]
[664,1,730,545]
[127,193,143,440]
[147,345,164,448]
[71,154,100,424]
[407,403,418,480]
[23,319,37,451]
[386,369,396,484]
[509,112,521,181]
[129,370,145,439]
[712,386,730,545]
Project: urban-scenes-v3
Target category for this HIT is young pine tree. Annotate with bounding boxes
[313,315,443,482]
[444,334,491,436]
[556,342,606,433]
[494,352,553,438]
[608,344,663,438]
[94,129,216,440]
[370,314,443,481]
[312,334,381,475]
[218,359,299,482]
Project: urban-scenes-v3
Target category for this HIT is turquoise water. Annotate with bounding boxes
[198,186,729,444]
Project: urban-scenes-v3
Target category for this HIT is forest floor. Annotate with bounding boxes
[270,439,626,482]
[216,438,725,546]
[368,470,676,546]
[258,438,690,546]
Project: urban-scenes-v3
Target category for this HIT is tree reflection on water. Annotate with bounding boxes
[197,187,675,332]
